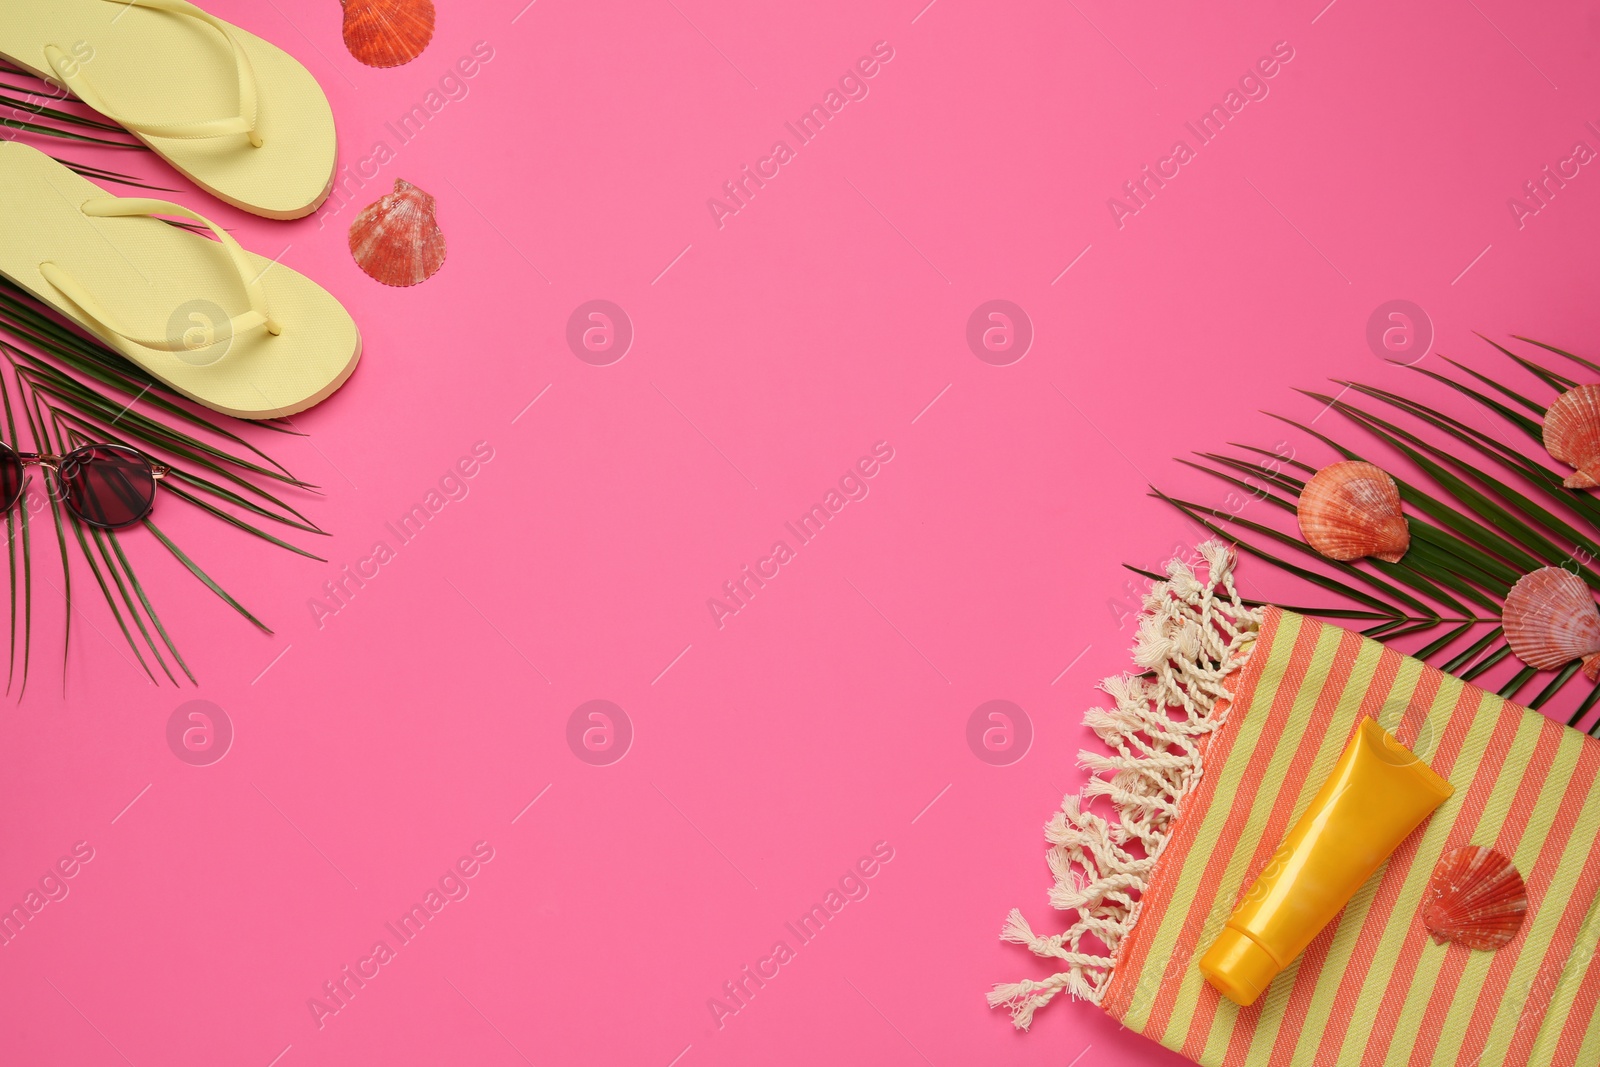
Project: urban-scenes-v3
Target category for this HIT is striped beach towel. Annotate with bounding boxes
[991,542,1600,1066]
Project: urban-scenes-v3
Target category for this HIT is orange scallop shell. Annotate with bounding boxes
[341,0,435,68]
[1543,383,1600,489]
[1503,566,1600,679]
[348,180,446,287]
[1296,461,1410,563]
[1422,846,1528,950]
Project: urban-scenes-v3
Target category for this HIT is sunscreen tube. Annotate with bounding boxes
[1198,717,1453,1006]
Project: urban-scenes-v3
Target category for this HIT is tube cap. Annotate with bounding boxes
[1199,928,1280,1007]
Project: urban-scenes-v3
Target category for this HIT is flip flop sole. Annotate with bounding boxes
[0,143,360,419]
[0,0,337,220]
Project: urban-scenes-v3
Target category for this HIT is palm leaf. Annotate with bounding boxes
[1144,335,1600,735]
[0,63,159,188]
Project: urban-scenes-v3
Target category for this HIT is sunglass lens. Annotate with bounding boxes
[60,446,156,529]
[0,447,21,511]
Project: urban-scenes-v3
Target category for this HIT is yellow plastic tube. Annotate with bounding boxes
[1198,717,1453,1007]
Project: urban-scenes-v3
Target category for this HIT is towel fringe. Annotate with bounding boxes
[989,540,1261,1029]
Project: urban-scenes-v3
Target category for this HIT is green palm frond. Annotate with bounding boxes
[0,286,321,691]
[1144,336,1600,735]
[0,61,168,190]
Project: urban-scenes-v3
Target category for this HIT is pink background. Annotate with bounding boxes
[6,0,1600,1064]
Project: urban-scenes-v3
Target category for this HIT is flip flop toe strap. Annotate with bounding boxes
[45,0,262,147]
[41,196,281,355]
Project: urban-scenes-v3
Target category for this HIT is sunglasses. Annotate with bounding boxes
[0,443,170,530]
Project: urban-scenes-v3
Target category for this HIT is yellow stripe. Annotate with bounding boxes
[1239,635,1392,1064]
[1464,729,1591,1067]
[1185,624,1352,1062]
[1575,1003,1600,1067]
[1286,678,1494,1067]
[1522,785,1600,1065]
[1380,934,1448,1067]
[1122,612,1307,1033]
[1526,897,1600,1066]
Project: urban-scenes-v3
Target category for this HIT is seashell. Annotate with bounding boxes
[1543,383,1600,489]
[348,180,446,287]
[341,0,435,68]
[1296,461,1410,563]
[1503,566,1600,679]
[1423,846,1528,950]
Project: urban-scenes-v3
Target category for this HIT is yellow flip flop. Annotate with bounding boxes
[0,143,360,419]
[0,0,337,220]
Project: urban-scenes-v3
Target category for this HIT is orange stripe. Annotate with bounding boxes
[1263,919,1343,1067]
[1496,734,1600,1067]
[1100,606,1287,1020]
[1187,627,1366,1063]
[1218,997,1266,1067]
[1143,617,1324,1044]
[1307,665,1447,1062]
[1264,672,1475,1067]
[1401,723,1561,1062]
[1553,945,1600,1067]
[1449,720,1581,1066]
